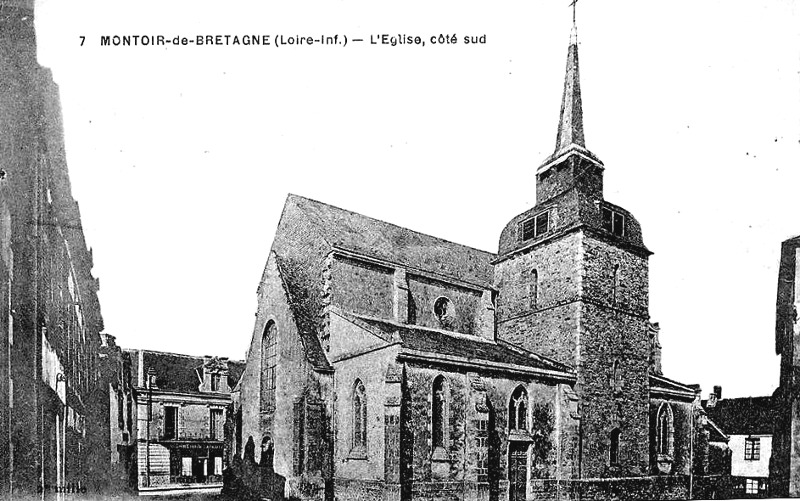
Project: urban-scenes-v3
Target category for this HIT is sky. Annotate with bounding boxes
[31,0,799,399]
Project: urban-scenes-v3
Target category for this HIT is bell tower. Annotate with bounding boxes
[535,20,604,206]
[494,10,653,478]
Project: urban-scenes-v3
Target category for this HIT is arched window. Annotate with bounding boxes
[610,428,621,465]
[611,359,622,393]
[352,379,367,452]
[508,386,528,431]
[611,264,621,304]
[656,403,674,457]
[260,436,274,469]
[529,270,539,310]
[260,321,277,413]
[432,376,448,450]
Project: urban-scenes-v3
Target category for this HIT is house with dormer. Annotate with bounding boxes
[127,349,243,495]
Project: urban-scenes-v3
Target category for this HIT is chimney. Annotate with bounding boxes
[707,385,722,408]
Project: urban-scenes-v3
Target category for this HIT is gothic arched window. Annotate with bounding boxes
[352,379,367,452]
[657,403,674,457]
[610,428,621,465]
[260,321,277,413]
[509,386,528,431]
[432,376,448,451]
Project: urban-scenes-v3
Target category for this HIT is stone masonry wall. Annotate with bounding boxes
[496,228,652,480]
[330,256,394,320]
[536,160,604,207]
[495,231,583,367]
[404,366,469,483]
[577,234,651,478]
[578,302,650,478]
[329,253,486,337]
[402,364,574,501]
[519,476,689,501]
[333,345,400,481]
[407,275,481,335]
[582,235,648,315]
[240,254,327,489]
[648,399,693,476]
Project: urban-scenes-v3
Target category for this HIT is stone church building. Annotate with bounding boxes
[231,21,708,501]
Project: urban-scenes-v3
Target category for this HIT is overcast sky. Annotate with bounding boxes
[33,0,799,399]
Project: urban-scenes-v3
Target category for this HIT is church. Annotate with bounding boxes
[229,15,710,501]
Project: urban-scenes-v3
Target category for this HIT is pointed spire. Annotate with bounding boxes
[555,22,585,153]
[538,11,602,174]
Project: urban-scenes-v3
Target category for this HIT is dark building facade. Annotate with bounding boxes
[771,235,800,497]
[231,19,712,501]
[1,0,109,497]
[127,349,244,496]
[99,333,137,493]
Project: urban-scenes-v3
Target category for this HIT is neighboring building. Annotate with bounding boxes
[127,349,243,496]
[231,17,710,501]
[772,235,800,497]
[703,388,773,498]
[1,0,110,497]
[99,334,137,492]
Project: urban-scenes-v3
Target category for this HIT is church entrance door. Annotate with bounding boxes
[508,443,528,501]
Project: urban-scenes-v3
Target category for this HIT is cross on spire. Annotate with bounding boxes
[537,0,603,174]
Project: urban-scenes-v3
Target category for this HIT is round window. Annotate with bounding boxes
[433,297,455,329]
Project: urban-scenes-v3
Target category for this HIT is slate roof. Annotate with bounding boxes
[128,349,245,394]
[134,350,203,392]
[649,373,698,401]
[351,315,574,378]
[273,253,333,372]
[705,418,729,443]
[227,360,246,389]
[702,397,775,436]
[286,194,495,287]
